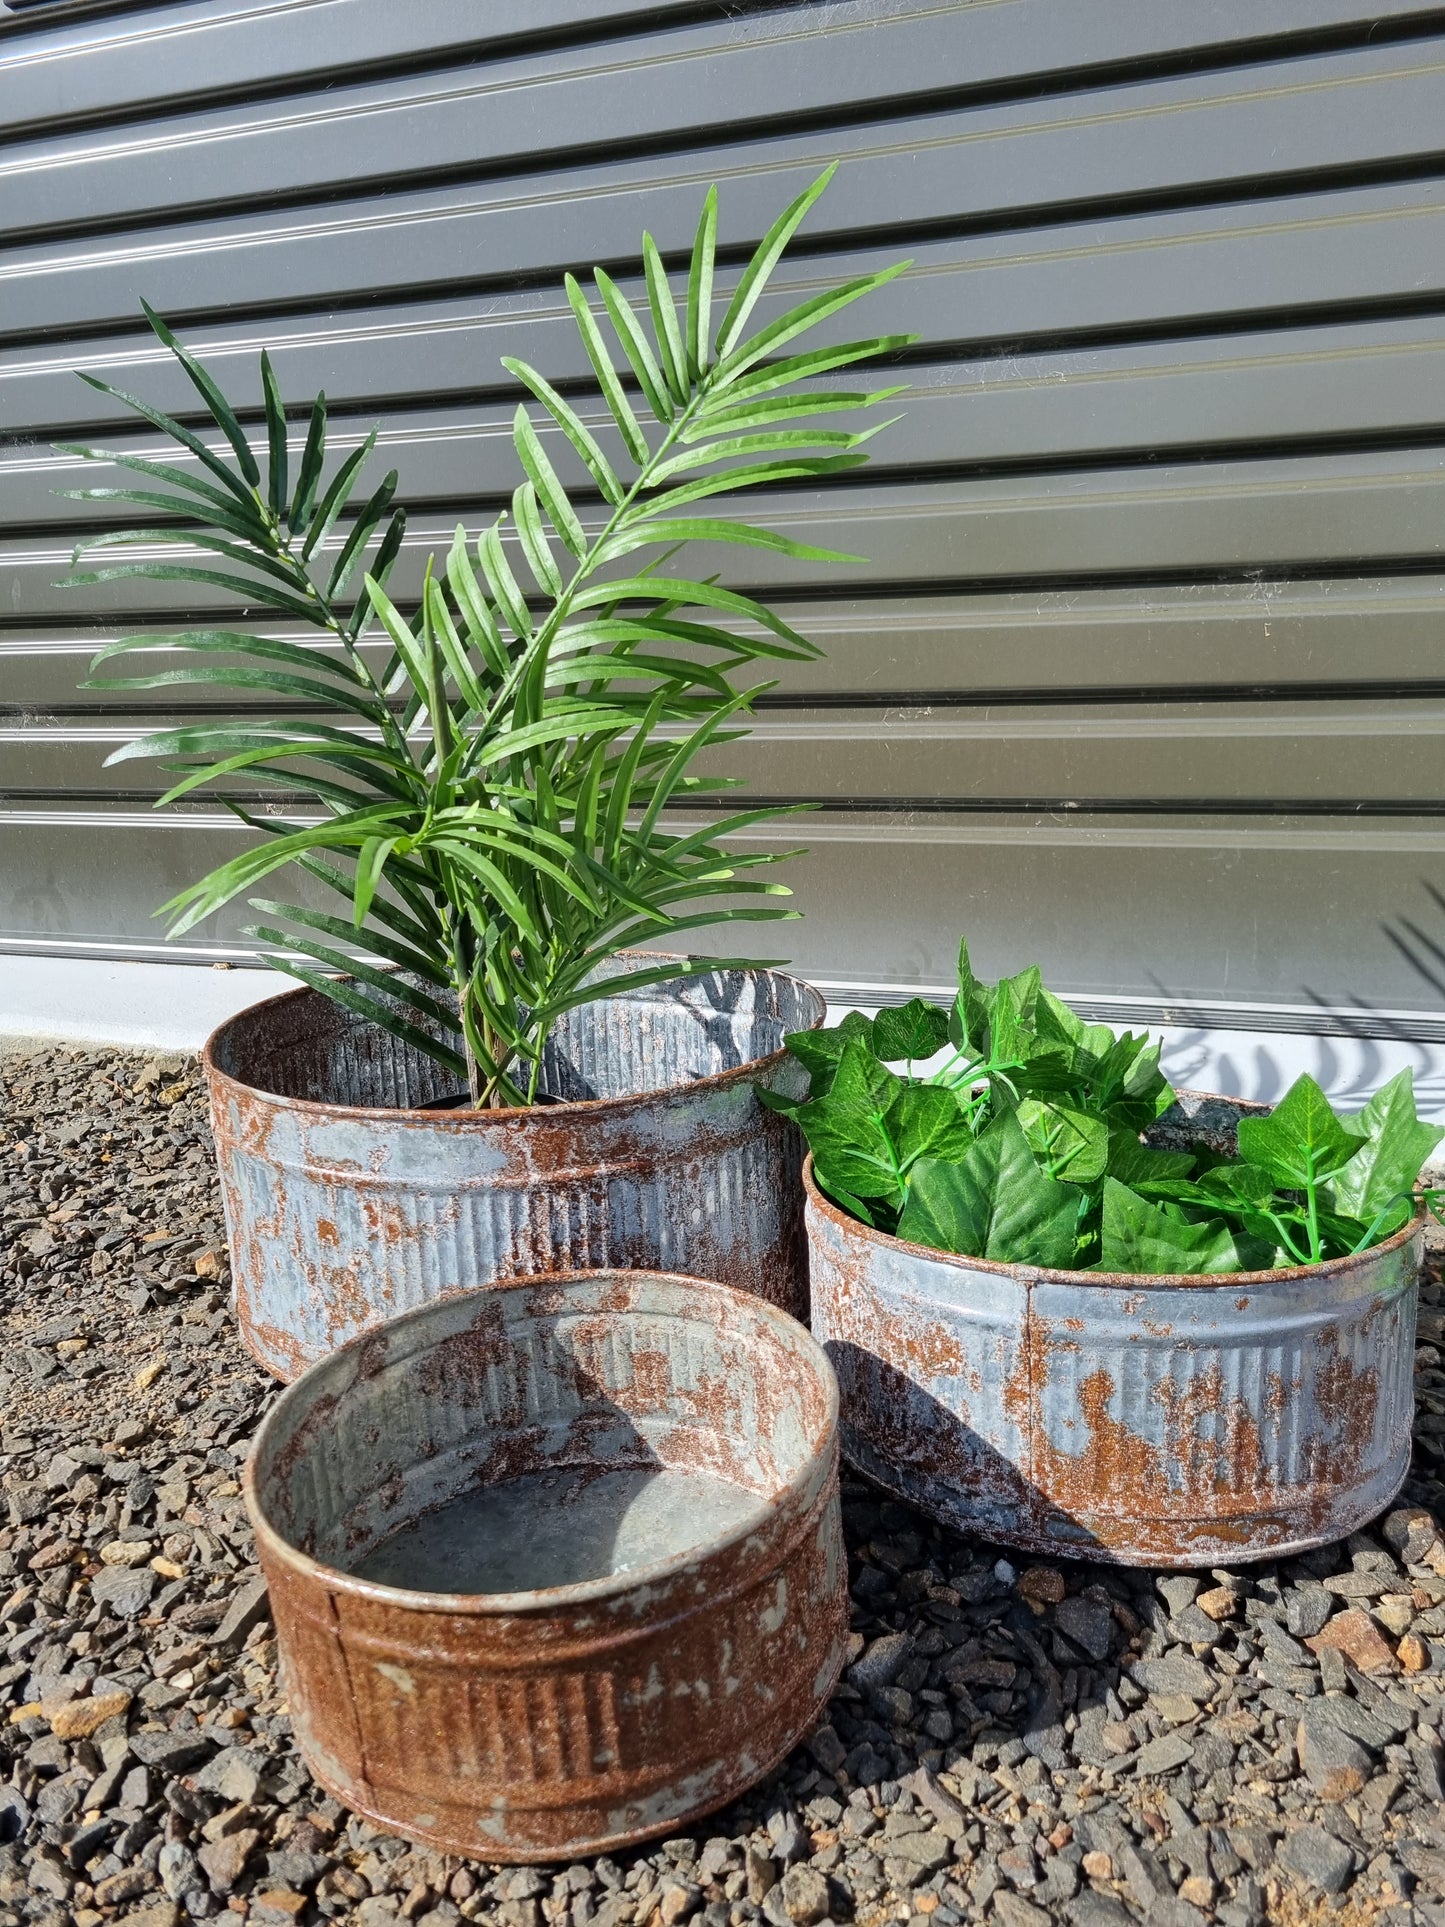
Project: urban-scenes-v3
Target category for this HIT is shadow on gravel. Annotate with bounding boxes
[4,1044,1445,1927]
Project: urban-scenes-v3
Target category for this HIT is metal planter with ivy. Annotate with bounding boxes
[805,1121,1423,1568]
[769,943,1438,1567]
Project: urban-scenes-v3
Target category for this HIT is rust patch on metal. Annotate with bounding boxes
[244,1269,846,1862]
[804,1119,1423,1568]
[204,961,823,1381]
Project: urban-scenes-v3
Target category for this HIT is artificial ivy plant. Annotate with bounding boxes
[767,940,1445,1275]
[63,168,909,1106]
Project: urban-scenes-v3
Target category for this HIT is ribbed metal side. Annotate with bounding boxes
[540,966,803,1101]
[17,2,1445,1027]
[245,1270,846,1861]
[206,965,821,1380]
[806,1095,1422,1567]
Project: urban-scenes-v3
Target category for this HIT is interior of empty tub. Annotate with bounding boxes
[249,1271,835,1598]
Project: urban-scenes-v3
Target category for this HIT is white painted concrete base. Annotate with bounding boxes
[4,956,1445,1121]
[0,954,279,1054]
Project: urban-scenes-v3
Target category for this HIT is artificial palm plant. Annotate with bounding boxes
[64,168,909,1106]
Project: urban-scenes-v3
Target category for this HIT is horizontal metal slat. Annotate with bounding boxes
[12,454,1445,622]
[14,316,1445,535]
[8,704,1445,807]
[4,806,1442,1012]
[6,0,1442,136]
[12,9,1445,243]
[11,180,1445,438]
[13,579,1445,711]
[0,0,708,81]
[718,708,1445,805]
[0,2,1065,240]
[9,41,1445,341]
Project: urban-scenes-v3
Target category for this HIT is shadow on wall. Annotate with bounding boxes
[1150,884,1445,1121]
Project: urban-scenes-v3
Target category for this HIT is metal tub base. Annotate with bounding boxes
[244,1269,847,1862]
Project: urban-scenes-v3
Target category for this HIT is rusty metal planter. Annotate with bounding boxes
[243,1268,846,1862]
[205,961,823,1380]
[806,1092,1422,1567]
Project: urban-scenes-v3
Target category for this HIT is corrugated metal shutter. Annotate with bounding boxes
[5,0,1445,1033]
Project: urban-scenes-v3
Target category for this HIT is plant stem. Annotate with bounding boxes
[1305,1154,1324,1264]
[1266,1209,1311,1266]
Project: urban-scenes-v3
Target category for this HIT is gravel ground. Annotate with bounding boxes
[5,1043,1445,1927]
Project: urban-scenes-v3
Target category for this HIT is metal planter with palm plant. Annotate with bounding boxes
[63,167,911,1373]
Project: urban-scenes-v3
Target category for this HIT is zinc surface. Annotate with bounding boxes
[5,0,1445,1012]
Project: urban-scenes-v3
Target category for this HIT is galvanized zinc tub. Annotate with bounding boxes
[806,1092,1422,1567]
[244,1268,847,1862]
[205,960,823,1380]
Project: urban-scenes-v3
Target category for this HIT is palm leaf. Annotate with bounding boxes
[58,482,272,545]
[63,560,332,628]
[67,385,262,517]
[642,233,688,405]
[705,333,916,404]
[512,481,563,598]
[142,301,261,487]
[446,527,510,677]
[479,519,533,640]
[85,660,388,722]
[513,407,586,558]
[687,386,908,437]
[599,516,864,567]
[652,427,868,478]
[300,432,378,562]
[245,942,466,1082]
[327,471,398,597]
[161,806,407,935]
[714,261,911,381]
[87,629,367,688]
[715,163,837,358]
[686,185,718,378]
[249,898,450,986]
[594,268,672,422]
[290,393,328,527]
[565,273,650,466]
[260,350,288,522]
[55,442,267,528]
[500,359,624,505]
[569,576,817,653]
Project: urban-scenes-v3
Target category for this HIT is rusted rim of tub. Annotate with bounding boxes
[203,957,825,1127]
[243,1266,840,1618]
[802,1154,1425,1293]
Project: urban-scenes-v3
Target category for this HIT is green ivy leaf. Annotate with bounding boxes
[1105,1130,1197,1188]
[776,1010,874,1099]
[872,997,950,1064]
[897,1112,1083,1266]
[1017,1099,1109,1183]
[948,937,993,1058]
[1236,1074,1366,1189]
[1328,1069,1443,1224]
[1098,1179,1273,1275]
[1316,1205,1389,1251]
[793,1036,974,1210]
[794,1037,909,1208]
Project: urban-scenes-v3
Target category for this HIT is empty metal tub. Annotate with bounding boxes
[244,1268,847,1861]
[807,1092,1422,1567]
[207,960,823,1380]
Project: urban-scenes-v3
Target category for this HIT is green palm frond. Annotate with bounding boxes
[63,167,913,1106]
